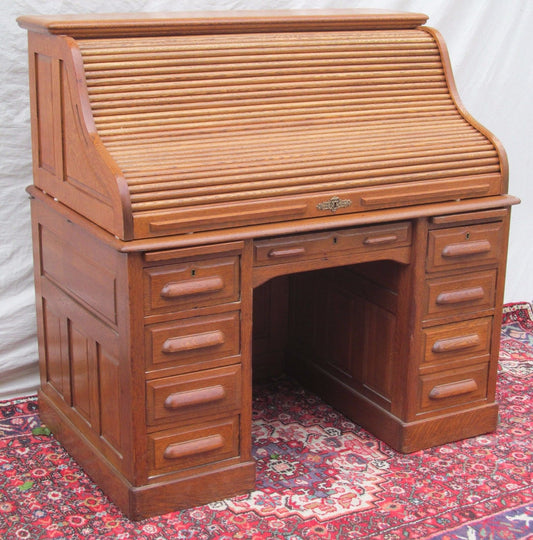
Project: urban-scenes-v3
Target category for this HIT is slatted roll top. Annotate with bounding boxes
[75,27,504,237]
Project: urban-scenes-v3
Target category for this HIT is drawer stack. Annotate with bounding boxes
[142,248,244,479]
[418,216,507,416]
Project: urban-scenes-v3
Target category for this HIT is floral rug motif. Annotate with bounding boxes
[0,303,532,539]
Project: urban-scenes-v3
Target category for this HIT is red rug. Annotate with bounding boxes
[1,303,532,539]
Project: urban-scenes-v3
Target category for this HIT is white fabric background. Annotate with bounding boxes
[1,0,532,400]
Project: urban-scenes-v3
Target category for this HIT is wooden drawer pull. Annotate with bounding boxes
[436,286,484,305]
[160,276,224,299]
[363,234,399,246]
[267,247,306,258]
[429,378,478,400]
[163,434,224,460]
[442,240,491,258]
[162,330,225,354]
[432,333,481,353]
[164,385,226,410]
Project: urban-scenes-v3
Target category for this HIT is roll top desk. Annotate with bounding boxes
[18,10,519,519]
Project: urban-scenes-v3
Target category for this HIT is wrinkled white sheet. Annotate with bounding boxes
[1,0,532,400]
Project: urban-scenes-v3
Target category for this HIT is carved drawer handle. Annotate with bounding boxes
[162,330,225,354]
[442,240,491,258]
[436,286,484,305]
[432,333,481,353]
[429,378,478,400]
[160,276,224,299]
[267,247,306,258]
[164,385,226,410]
[163,434,224,460]
[363,234,399,246]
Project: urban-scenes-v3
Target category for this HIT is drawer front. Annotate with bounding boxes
[148,416,239,475]
[422,317,492,369]
[418,364,489,413]
[146,365,241,425]
[144,256,239,315]
[424,270,496,320]
[146,311,240,372]
[254,222,411,266]
[427,221,504,272]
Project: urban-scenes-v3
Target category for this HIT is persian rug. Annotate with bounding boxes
[1,303,532,539]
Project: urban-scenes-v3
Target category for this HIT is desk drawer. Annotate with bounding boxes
[418,364,488,413]
[424,270,496,320]
[254,222,411,266]
[146,311,240,372]
[148,416,239,475]
[422,317,492,370]
[427,221,504,272]
[146,365,241,426]
[144,256,239,315]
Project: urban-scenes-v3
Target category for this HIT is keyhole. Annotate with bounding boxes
[333,237,338,244]
[191,269,196,276]
[466,233,470,240]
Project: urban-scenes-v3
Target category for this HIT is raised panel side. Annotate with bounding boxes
[38,205,119,327]
[32,197,134,477]
[99,347,123,458]
[42,300,69,401]
[70,324,100,432]
[34,53,60,176]
[26,32,132,239]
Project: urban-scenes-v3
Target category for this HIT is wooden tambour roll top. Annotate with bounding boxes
[18,10,508,241]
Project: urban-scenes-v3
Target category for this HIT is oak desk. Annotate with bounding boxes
[18,10,518,519]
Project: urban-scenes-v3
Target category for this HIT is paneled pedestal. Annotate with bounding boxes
[31,190,512,518]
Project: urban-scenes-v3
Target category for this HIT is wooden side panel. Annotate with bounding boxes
[70,324,99,431]
[99,348,123,456]
[34,53,60,176]
[40,226,118,326]
[43,302,69,401]
[60,60,112,204]
[26,32,130,238]
[31,196,134,476]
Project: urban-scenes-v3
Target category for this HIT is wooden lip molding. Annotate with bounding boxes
[17,10,429,38]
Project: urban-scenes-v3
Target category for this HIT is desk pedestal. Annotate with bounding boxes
[30,192,512,519]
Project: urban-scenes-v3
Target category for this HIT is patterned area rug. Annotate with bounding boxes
[1,303,532,539]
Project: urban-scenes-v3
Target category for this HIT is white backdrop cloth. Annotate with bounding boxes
[1,0,532,400]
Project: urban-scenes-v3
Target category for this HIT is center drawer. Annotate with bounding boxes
[254,222,411,266]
